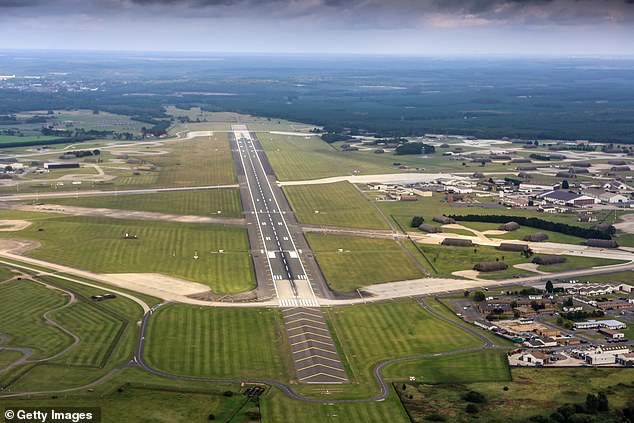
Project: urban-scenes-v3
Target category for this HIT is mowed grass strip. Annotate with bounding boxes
[306,234,425,292]
[0,280,72,360]
[326,299,482,386]
[49,301,125,367]
[46,189,243,218]
[4,216,255,294]
[284,182,389,230]
[261,386,410,423]
[384,349,511,384]
[150,134,236,186]
[144,305,290,380]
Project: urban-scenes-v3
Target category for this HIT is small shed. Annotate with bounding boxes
[524,232,549,242]
[570,161,592,168]
[608,160,627,166]
[532,255,566,265]
[433,216,455,225]
[611,166,631,172]
[585,239,619,248]
[441,238,474,247]
[497,243,529,252]
[498,221,520,231]
[418,224,442,233]
[473,261,508,272]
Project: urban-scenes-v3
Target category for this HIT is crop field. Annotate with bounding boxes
[398,367,634,423]
[45,189,243,218]
[144,305,291,380]
[3,215,255,294]
[262,386,410,423]
[0,280,72,360]
[305,234,425,291]
[284,181,389,229]
[384,349,511,384]
[149,134,236,186]
[53,110,147,133]
[325,299,482,387]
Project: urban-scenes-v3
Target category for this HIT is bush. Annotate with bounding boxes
[411,216,424,227]
[463,390,486,403]
[223,391,234,397]
[473,291,486,302]
[424,414,447,422]
[465,404,479,414]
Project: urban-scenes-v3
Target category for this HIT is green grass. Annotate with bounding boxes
[49,301,125,367]
[0,350,23,368]
[262,386,410,423]
[0,135,62,145]
[397,367,634,423]
[578,270,634,286]
[0,266,16,282]
[537,255,628,272]
[284,181,389,229]
[0,280,72,360]
[144,305,291,380]
[44,189,243,218]
[2,215,255,294]
[325,299,482,387]
[305,234,425,292]
[149,134,236,186]
[384,349,511,384]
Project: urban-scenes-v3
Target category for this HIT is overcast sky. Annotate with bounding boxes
[1,0,633,55]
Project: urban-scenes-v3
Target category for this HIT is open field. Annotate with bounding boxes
[0,135,62,145]
[43,189,243,218]
[0,350,24,368]
[144,305,291,380]
[0,215,255,294]
[398,367,634,423]
[384,349,511,384]
[149,134,235,187]
[0,280,72,360]
[305,234,425,292]
[262,386,410,423]
[325,299,483,387]
[284,181,389,229]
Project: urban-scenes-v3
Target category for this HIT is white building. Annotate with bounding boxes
[585,353,616,365]
[599,192,629,204]
[519,183,558,193]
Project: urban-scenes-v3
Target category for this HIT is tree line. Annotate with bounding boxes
[448,214,613,240]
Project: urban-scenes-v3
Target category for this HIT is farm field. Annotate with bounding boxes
[261,386,410,423]
[148,134,236,187]
[44,189,243,218]
[397,367,634,423]
[384,349,511,384]
[284,181,389,230]
[324,299,483,388]
[305,234,425,292]
[144,305,291,380]
[0,215,255,294]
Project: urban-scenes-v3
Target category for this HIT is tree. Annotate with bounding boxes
[562,180,570,189]
[465,404,479,414]
[411,216,424,227]
[597,392,609,412]
[545,280,554,293]
[586,393,599,414]
[564,297,574,307]
[473,291,486,302]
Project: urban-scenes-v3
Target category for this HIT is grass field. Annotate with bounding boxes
[0,350,23,368]
[325,299,482,387]
[0,135,62,145]
[398,367,634,422]
[144,305,291,380]
[305,234,425,291]
[284,181,389,229]
[384,349,511,384]
[3,215,255,294]
[149,134,236,187]
[44,189,243,218]
[50,301,125,367]
[0,280,72,360]
[262,386,410,423]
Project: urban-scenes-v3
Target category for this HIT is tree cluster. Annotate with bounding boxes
[395,142,435,155]
[449,214,613,240]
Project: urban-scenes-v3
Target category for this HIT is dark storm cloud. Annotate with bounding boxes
[1,0,633,26]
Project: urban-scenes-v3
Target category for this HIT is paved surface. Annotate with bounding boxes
[281,307,349,383]
[231,124,349,383]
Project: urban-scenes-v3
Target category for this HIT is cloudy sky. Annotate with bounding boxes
[1,0,633,55]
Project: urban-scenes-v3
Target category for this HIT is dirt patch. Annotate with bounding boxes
[0,238,40,254]
[0,220,32,232]
[102,273,211,298]
[615,213,634,234]
[452,269,481,280]
[513,263,549,274]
